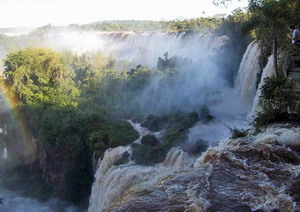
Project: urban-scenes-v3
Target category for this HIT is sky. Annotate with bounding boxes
[0,0,248,28]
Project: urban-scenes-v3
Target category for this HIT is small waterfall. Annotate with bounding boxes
[234,40,261,109]
[0,141,7,160]
[88,146,192,211]
[3,144,7,159]
[251,55,275,115]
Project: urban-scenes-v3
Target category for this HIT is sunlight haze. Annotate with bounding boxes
[0,0,248,28]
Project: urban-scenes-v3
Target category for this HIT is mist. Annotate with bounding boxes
[0,28,249,137]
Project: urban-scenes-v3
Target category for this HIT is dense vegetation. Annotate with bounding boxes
[253,76,297,129]
[0,48,143,204]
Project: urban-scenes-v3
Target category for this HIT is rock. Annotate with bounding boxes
[114,151,130,166]
[180,140,208,155]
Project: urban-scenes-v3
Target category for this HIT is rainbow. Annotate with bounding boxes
[0,81,36,161]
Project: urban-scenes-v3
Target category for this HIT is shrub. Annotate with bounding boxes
[131,144,166,165]
[141,135,159,146]
[253,76,296,129]
[230,127,249,139]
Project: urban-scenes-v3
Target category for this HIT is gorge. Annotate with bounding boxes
[0,27,296,212]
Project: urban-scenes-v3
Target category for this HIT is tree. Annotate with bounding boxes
[245,0,295,77]
[215,0,300,77]
[3,48,79,106]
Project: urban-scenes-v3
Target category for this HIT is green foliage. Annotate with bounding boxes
[253,76,295,128]
[39,106,88,151]
[127,65,151,91]
[165,17,222,34]
[88,119,139,158]
[72,19,221,34]
[131,143,166,166]
[3,48,79,107]
[141,134,159,146]
[157,52,178,72]
[75,20,165,32]
[230,127,249,139]
[215,9,252,84]
[132,112,199,165]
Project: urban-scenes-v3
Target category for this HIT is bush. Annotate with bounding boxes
[230,127,249,139]
[131,111,200,165]
[131,144,166,165]
[253,76,296,129]
[88,119,139,159]
[141,135,159,146]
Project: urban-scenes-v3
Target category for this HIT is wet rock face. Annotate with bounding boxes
[39,143,92,203]
[102,126,300,212]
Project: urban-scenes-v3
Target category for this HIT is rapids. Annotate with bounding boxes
[92,124,300,211]
[88,38,297,211]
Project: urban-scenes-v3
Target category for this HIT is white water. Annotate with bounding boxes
[47,31,226,68]
[88,146,192,212]
[234,40,261,109]
[251,55,275,115]
[88,35,257,211]
[193,125,300,211]
[2,32,268,211]
[3,146,7,160]
[0,145,7,160]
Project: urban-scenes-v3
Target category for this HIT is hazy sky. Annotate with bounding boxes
[0,0,248,28]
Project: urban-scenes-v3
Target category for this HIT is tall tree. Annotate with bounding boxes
[3,48,79,106]
[214,0,299,77]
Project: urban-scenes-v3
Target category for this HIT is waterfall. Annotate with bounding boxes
[47,31,226,68]
[88,146,192,212]
[3,144,7,159]
[234,40,261,109]
[90,125,300,211]
[88,118,192,212]
[250,55,275,115]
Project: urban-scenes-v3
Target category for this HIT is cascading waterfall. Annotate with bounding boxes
[91,124,300,212]
[88,120,192,212]
[47,31,226,68]
[251,55,275,115]
[234,40,261,109]
[2,30,284,211]
[88,36,254,211]
[88,145,192,212]
[3,143,7,160]
[87,37,293,211]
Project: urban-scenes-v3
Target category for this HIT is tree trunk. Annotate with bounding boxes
[273,37,279,78]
